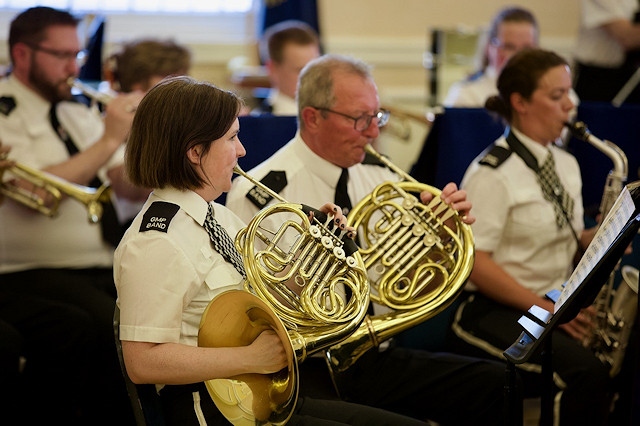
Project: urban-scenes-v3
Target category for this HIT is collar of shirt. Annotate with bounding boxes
[511,126,553,168]
[292,133,345,192]
[6,74,51,138]
[153,187,210,226]
[268,89,298,116]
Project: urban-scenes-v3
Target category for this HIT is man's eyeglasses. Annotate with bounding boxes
[26,43,87,66]
[314,107,390,131]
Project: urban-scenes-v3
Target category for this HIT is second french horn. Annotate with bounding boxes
[325,145,475,377]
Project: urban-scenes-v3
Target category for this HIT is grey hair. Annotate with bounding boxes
[296,54,373,127]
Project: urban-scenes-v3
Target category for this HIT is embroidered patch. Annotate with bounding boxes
[0,96,16,116]
[479,145,512,168]
[139,201,180,233]
[246,170,287,209]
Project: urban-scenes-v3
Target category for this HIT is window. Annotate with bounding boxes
[0,0,257,45]
[0,0,253,13]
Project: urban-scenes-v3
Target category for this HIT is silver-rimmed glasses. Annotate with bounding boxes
[26,44,88,67]
[314,107,390,131]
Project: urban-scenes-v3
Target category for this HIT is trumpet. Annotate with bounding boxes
[67,77,115,106]
[0,160,111,223]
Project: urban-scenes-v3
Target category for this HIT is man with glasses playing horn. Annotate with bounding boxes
[226,53,512,426]
[0,6,148,424]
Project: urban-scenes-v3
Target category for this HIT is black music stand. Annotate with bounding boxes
[503,181,640,426]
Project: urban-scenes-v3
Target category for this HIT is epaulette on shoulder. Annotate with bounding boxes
[139,201,180,233]
[362,152,386,167]
[0,96,16,116]
[478,145,512,168]
[246,170,287,209]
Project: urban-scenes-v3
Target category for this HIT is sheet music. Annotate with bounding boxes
[554,186,635,312]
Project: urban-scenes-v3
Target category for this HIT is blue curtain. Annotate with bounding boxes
[259,0,320,36]
[79,15,105,82]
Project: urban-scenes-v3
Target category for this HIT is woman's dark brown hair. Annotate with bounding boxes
[126,76,242,190]
[485,48,568,123]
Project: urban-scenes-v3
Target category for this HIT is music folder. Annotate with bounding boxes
[504,180,640,365]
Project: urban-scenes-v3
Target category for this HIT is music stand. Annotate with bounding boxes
[503,181,640,426]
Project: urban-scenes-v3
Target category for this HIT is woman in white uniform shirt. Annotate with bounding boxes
[114,76,427,426]
[450,48,611,425]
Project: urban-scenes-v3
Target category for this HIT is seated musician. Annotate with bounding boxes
[226,53,513,426]
[114,75,427,426]
[449,47,612,425]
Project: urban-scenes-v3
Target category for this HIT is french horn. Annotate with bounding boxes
[0,159,111,223]
[325,144,475,378]
[197,165,369,425]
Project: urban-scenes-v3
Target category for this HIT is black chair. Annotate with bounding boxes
[113,306,166,426]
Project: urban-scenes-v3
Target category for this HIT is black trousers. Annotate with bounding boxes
[1,268,135,425]
[0,293,95,425]
[450,293,612,426]
[326,341,509,426]
[160,382,428,425]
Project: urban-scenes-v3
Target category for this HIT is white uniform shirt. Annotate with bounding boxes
[268,90,298,116]
[442,68,498,108]
[115,188,245,347]
[461,128,584,297]
[226,133,399,320]
[574,0,639,67]
[0,75,118,273]
[226,132,398,225]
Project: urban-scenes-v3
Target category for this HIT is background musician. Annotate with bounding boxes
[101,37,192,229]
[251,19,321,116]
[573,0,640,103]
[226,53,512,426]
[115,75,427,426]
[0,6,147,424]
[443,6,539,108]
[1,140,94,424]
[448,48,612,425]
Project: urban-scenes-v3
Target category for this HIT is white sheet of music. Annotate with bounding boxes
[554,186,636,313]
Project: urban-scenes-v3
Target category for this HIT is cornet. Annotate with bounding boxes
[0,160,111,223]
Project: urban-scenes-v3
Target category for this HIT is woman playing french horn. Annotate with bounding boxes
[114,76,425,426]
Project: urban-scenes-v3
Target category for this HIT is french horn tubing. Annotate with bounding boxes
[324,144,475,379]
[0,160,111,223]
[197,165,369,425]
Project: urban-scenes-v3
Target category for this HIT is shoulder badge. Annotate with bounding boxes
[139,201,180,233]
[362,152,386,167]
[0,96,16,116]
[246,170,287,209]
[478,145,512,168]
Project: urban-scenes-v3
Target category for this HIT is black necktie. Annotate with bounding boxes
[49,103,123,247]
[204,204,246,278]
[335,168,353,215]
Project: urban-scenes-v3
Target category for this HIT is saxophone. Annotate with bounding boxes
[198,165,369,425]
[564,121,636,377]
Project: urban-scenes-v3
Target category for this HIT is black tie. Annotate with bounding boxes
[204,204,246,278]
[49,103,123,247]
[335,168,353,215]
